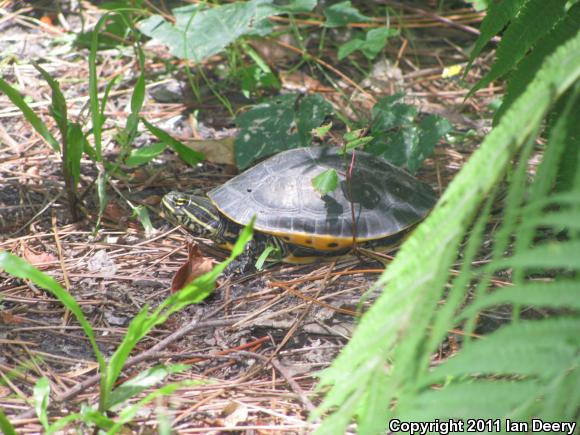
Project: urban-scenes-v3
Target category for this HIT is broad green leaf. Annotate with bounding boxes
[235,93,332,169]
[142,118,204,167]
[125,142,166,167]
[296,94,333,144]
[138,1,275,62]
[371,93,417,131]
[366,95,450,172]
[271,0,316,13]
[324,1,370,27]
[0,77,60,152]
[312,168,339,196]
[408,115,452,174]
[33,377,50,430]
[361,27,397,60]
[338,38,364,60]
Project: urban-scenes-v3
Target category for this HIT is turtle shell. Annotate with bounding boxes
[208,147,436,251]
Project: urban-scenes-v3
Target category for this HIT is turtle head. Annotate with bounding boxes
[162,191,221,239]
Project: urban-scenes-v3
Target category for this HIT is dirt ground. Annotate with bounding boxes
[0,1,500,432]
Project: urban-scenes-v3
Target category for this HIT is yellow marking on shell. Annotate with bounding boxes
[270,231,372,251]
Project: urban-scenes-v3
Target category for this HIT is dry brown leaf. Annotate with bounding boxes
[103,202,126,223]
[141,195,162,206]
[171,243,215,293]
[1,312,24,324]
[23,246,57,267]
[184,137,235,165]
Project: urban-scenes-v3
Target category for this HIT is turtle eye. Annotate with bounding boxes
[175,197,187,206]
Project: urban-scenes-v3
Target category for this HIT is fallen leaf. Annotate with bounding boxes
[1,312,24,324]
[184,137,235,165]
[141,195,162,206]
[23,246,57,267]
[171,243,215,293]
[103,202,126,223]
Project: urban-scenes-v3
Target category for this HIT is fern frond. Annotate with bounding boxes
[398,380,544,420]
[468,0,568,97]
[425,318,580,383]
[495,3,580,120]
[460,280,580,317]
[314,30,580,434]
[464,0,524,75]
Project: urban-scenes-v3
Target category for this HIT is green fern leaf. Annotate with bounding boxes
[398,380,543,420]
[314,31,580,433]
[468,0,568,97]
[425,318,580,383]
[461,280,580,318]
[465,0,524,75]
[495,2,580,120]
[497,241,580,270]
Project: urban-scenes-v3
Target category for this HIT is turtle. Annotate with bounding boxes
[162,146,437,264]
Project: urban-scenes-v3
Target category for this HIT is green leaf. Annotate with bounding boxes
[426,318,580,384]
[270,0,316,13]
[255,245,279,270]
[461,280,580,318]
[110,379,203,433]
[102,219,254,406]
[360,27,397,60]
[313,122,333,139]
[107,364,189,409]
[498,241,580,270]
[0,253,106,371]
[398,380,543,420]
[0,409,17,435]
[495,3,580,121]
[235,93,332,169]
[125,142,166,167]
[345,136,374,151]
[408,115,451,174]
[138,1,276,62]
[142,118,204,167]
[469,0,568,97]
[0,77,60,152]
[66,122,85,186]
[371,93,417,131]
[314,30,580,432]
[338,37,364,60]
[312,168,339,196]
[464,0,523,75]
[33,377,50,430]
[324,1,370,27]
[32,62,68,138]
[132,205,154,237]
